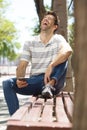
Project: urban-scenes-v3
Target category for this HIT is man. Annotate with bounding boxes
[3,11,72,115]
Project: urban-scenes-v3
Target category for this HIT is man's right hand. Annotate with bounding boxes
[16,79,28,88]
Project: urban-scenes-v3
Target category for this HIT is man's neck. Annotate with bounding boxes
[40,31,54,44]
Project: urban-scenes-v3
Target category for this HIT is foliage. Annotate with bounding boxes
[0,0,9,16]
[68,23,75,69]
[67,0,74,52]
[68,23,74,49]
[0,0,21,61]
[32,21,40,35]
[0,18,21,60]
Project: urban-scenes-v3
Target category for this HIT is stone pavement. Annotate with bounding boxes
[0,76,29,130]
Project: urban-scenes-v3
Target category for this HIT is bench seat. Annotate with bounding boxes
[7,92,74,130]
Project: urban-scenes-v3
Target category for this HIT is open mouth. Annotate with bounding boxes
[43,22,48,26]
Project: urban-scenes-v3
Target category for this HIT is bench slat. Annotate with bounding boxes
[25,98,44,121]
[56,96,70,123]
[41,99,54,122]
[9,106,29,121]
[26,105,42,121]
[9,96,37,121]
[7,121,72,130]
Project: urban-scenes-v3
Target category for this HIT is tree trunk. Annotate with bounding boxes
[72,0,87,129]
[52,0,73,92]
[34,0,46,23]
[52,0,67,40]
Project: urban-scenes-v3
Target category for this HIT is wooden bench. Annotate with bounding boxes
[7,92,74,130]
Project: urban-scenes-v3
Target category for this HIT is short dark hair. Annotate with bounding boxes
[45,11,60,26]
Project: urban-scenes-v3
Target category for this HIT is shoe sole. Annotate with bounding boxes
[42,92,53,98]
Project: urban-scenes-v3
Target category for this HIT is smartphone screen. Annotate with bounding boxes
[18,77,26,81]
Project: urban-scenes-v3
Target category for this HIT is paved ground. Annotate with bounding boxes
[0,76,29,130]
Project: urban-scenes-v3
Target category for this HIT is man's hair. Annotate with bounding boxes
[45,11,60,26]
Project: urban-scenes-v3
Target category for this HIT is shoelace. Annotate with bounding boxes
[48,85,56,91]
[43,84,56,91]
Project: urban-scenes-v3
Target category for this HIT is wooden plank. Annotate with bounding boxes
[9,106,28,121]
[7,121,72,130]
[24,96,37,106]
[9,96,36,121]
[56,95,70,123]
[25,98,44,121]
[41,99,54,122]
[45,98,54,105]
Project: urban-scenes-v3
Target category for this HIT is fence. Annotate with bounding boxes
[0,65,31,76]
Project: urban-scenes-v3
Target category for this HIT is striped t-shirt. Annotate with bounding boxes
[20,34,72,76]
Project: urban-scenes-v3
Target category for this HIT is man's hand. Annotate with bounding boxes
[16,79,28,88]
[44,64,53,84]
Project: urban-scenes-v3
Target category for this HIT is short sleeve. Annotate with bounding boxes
[54,34,72,53]
[20,41,31,62]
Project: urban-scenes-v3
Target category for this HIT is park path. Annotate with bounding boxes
[0,76,29,130]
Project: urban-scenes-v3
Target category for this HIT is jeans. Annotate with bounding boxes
[3,61,68,115]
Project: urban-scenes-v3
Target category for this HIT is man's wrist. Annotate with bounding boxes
[49,62,54,68]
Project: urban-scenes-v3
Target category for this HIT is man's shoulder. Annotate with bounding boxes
[53,34,66,42]
[54,34,65,39]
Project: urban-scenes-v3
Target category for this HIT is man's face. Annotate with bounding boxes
[41,14,57,32]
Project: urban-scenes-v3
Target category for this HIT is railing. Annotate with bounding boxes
[0,65,31,76]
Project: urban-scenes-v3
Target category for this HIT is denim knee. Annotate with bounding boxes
[3,79,11,95]
[3,79,9,91]
[3,78,16,94]
[51,61,68,85]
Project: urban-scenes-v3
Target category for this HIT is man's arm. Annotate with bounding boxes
[16,60,28,78]
[44,43,72,84]
[16,60,29,88]
[50,49,72,67]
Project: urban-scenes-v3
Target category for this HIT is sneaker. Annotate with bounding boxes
[42,84,55,98]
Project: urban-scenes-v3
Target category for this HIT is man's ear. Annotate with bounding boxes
[55,25,58,30]
[54,25,58,31]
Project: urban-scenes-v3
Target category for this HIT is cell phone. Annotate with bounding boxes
[18,77,26,81]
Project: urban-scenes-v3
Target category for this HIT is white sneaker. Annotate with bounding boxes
[42,84,55,98]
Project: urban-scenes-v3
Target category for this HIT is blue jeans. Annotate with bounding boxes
[3,61,68,115]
